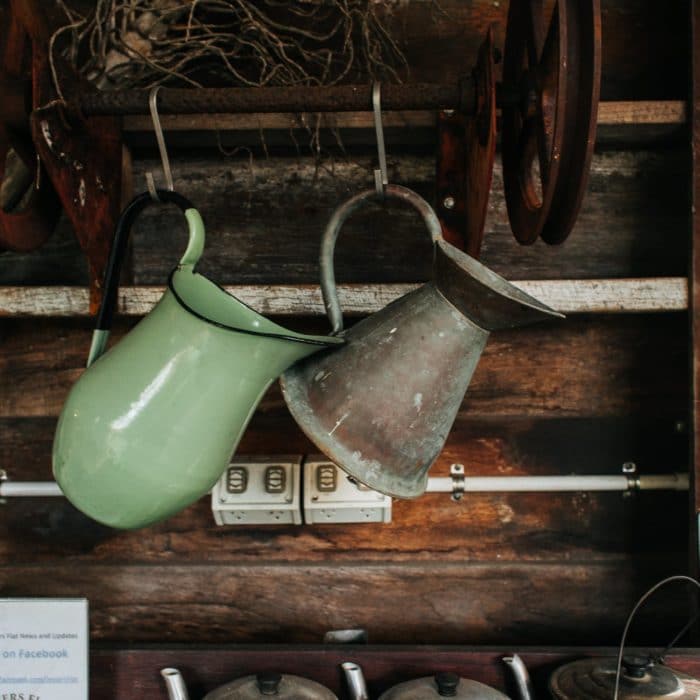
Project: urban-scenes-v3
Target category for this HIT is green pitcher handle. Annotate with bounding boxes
[87,189,205,367]
[320,184,443,335]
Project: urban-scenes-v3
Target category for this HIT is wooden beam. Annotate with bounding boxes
[597,100,687,125]
[0,562,688,646]
[0,278,688,318]
[122,101,687,133]
[690,0,700,570]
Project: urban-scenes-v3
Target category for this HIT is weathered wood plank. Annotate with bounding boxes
[121,101,687,134]
[126,150,688,284]
[124,111,438,133]
[691,0,700,555]
[0,561,687,645]
[0,278,688,317]
[599,100,687,125]
[0,315,687,419]
[0,150,688,286]
[0,216,88,285]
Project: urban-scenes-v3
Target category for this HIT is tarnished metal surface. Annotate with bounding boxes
[281,187,561,499]
[434,239,563,331]
[550,658,699,700]
[501,0,601,246]
[79,81,476,116]
[203,673,338,700]
[319,185,441,334]
[378,674,509,700]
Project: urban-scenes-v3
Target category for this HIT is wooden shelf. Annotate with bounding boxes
[87,646,700,700]
[0,277,688,317]
[122,100,687,133]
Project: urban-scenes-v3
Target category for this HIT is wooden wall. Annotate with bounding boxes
[0,0,693,647]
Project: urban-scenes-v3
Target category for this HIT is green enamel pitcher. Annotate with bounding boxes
[53,190,343,529]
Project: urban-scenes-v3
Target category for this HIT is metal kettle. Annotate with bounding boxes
[549,655,700,700]
[546,576,700,700]
[504,648,700,700]
[342,661,511,700]
[162,667,338,700]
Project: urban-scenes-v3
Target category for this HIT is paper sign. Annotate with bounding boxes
[0,599,88,700]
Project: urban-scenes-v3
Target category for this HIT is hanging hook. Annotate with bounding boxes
[146,86,174,202]
[372,82,388,198]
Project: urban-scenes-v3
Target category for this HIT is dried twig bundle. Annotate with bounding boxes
[53,0,408,91]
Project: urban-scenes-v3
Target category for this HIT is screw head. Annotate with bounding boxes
[443,196,456,210]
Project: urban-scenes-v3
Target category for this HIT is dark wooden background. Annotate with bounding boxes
[0,0,693,649]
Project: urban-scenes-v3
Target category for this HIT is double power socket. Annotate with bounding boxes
[211,455,392,526]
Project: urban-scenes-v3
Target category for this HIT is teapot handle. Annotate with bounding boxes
[320,184,443,334]
[86,190,203,367]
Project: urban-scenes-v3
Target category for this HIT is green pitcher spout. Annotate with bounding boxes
[53,191,342,530]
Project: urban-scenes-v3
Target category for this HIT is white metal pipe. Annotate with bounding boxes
[0,481,64,497]
[425,473,689,493]
[0,473,689,498]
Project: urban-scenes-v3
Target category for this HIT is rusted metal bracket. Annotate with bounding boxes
[436,109,470,252]
[30,107,123,312]
[436,28,496,257]
[12,0,125,312]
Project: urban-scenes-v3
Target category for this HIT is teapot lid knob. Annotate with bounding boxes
[435,672,460,697]
[256,672,283,695]
[622,655,653,679]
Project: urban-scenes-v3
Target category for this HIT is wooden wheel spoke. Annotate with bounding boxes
[517,117,545,203]
[538,2,562,94]
[524,0,545,70]
[535,108,552,186]
[535,0,563,186]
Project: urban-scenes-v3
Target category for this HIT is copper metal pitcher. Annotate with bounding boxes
[280,185,563,499]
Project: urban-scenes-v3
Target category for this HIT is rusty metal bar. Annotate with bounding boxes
[78,81,476,116]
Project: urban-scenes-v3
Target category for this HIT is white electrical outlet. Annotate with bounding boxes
[303,455,392,524]
[211,456,302,525]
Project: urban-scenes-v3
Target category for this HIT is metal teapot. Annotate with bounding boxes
[53,190,342,529]
[281,185,562,499]
[546,576,700,700]
[549,655,700,700]
[162,667,338,700]
[342,661,511,700]
[503,643,700,700]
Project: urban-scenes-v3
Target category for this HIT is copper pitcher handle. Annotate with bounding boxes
[87,189,201,367]
[320,184,443,334]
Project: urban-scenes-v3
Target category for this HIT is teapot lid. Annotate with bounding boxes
[549,656,699,700]
[378,672,509,700]
[203,672,338,700]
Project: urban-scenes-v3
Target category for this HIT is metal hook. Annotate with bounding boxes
[372,82,388,197]
[146,86,174,202]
